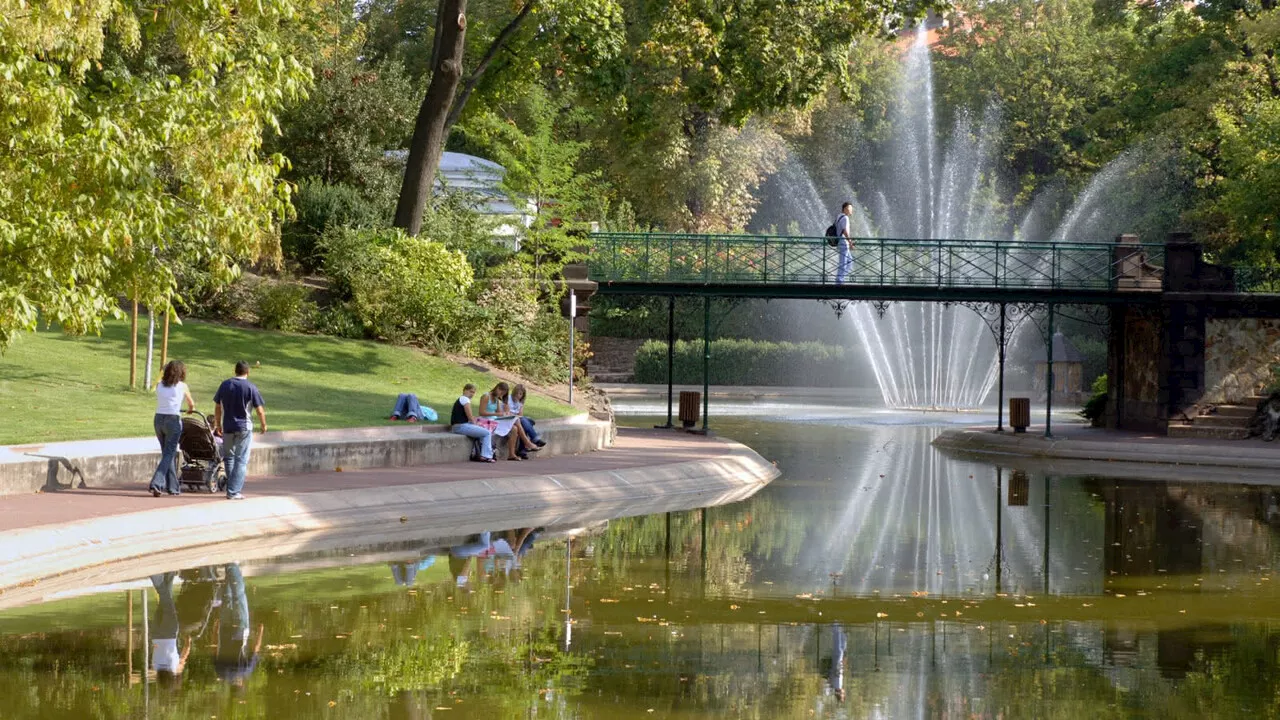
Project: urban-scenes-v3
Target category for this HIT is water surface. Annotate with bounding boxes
[4,411,1280,718]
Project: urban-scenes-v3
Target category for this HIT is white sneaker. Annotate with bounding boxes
[227,493,246,500]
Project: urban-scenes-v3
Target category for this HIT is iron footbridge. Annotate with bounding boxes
[587,232,1168,303]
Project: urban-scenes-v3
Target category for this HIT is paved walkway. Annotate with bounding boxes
[934,422,1280,475]
[0,429,756,534]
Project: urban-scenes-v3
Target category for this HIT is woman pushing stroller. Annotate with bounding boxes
[150,361,197,497]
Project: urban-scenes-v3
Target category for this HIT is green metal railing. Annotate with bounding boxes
[1235,265,1280,293]
[589,232,1169,292]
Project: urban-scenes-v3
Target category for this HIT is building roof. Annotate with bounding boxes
[1031,332,1085,364]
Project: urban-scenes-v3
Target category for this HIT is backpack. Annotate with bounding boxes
[825,219,840,247]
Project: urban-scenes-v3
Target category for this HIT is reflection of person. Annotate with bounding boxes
[213,361,267,500]
[150,361,196,497]
[214,563,264,687]
[389,556,437,586]
[150,572,192,683]
[826,624,847,702]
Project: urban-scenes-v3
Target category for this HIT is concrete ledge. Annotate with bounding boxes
[0,415,610,496]
[933,427,1280,475]
[600,383,884,402]
[0,436,777,607]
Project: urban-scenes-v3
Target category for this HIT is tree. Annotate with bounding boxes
[0,0,331,348]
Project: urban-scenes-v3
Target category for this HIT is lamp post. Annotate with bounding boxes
[568,291,576,405]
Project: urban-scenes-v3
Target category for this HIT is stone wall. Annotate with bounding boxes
[1204,318,1280,404]
[1109,306,1163,431]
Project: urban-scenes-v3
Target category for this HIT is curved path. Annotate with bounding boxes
[0,429,778,608]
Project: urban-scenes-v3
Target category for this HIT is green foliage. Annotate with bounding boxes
[269,50,418,204]
[455,86,606,284]
[0,0,334,348]
[1080,373,1108,424]
[313,302,366,340]
[320,227,474,348]
[633,338,858,386]
[255,281,315,333]
[282,179,388,271]
[934,0,1139,204]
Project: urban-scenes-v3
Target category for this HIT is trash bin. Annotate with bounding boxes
[679,391,701,429]
[1009,397,1031,433]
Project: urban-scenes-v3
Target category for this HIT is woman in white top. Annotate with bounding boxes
[150,360,196,497]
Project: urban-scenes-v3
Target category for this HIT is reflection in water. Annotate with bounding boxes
[4,417,1280,717]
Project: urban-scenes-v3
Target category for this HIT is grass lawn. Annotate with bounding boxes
[0,320,574,446]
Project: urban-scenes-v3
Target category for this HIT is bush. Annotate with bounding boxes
[632,338,857,386]
[255,281,314,332]
[282,179,386,272]
[313,302,365,339]
[1079,373,1108,425]
[320,226,473,347]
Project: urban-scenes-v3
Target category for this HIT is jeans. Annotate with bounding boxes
[150,572,180,640]
[452,423,493,459]
[392,393,423,420]
[517,416,541,454]
[150,414,183,494]
[835,240,852,284]
[223,429,253,497]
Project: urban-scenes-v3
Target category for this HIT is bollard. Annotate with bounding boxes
[1009,397,1031,433]
[678,391,701,429]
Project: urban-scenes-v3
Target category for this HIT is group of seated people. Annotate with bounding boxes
[450,382,545,462]
[387,382,547,462]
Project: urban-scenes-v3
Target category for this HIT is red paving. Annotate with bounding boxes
[0,429,743,534]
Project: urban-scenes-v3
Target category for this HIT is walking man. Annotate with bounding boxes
[835,201,854,285]
[213,360,267,500]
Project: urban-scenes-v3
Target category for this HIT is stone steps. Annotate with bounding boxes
[1167,423,1250,440]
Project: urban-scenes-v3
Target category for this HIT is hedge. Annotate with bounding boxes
[632,338,858,386]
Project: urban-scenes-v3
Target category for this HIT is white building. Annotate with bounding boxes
[385,150,535,246]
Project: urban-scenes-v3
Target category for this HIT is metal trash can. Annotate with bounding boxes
[1009,397,1031,433]
[679,391,701,429]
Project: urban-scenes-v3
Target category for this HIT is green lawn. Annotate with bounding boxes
[0,320,574,446]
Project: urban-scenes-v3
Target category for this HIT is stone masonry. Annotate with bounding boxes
[1204,318,1280,404]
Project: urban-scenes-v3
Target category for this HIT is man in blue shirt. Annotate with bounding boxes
[213,361,267,500]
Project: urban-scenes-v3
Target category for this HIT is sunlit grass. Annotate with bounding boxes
[0,319,573,445]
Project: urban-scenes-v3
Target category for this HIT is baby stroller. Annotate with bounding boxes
[179,410,227,494]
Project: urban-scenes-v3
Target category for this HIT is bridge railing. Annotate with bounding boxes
[1235,265,1280,293]
[589,232,1168,291]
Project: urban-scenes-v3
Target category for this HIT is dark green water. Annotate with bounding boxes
[4,413,1280,719]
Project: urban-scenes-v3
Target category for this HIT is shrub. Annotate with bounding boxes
[319,226,473,347]
[313,302,365,339]
[282,179,386,272]
[1079,373,1108,425]
[255,281,314,332]
[632,338,858,386]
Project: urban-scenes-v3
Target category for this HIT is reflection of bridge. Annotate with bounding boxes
[580,232,1280,436]
[589,232,1169,302]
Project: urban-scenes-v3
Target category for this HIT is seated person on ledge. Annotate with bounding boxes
[509,384,547,457]
[450,383,496,463]
[389,393,437,423]
[478,382,540,462]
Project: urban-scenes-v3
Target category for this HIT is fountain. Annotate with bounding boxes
[757,25,1185,410]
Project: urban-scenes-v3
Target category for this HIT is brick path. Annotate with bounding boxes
[0,429,747,534]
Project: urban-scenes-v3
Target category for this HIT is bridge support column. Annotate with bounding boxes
[1045,304,1055,438]
[656,296,675,429]
[997,303,1007,432]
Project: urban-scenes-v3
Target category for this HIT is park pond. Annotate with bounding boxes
[4,406,1280,718]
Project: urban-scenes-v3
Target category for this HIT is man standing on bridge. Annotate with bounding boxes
[835,202,854,285]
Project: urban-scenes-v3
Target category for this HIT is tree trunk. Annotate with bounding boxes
[129,298,139,388]
[393,0,469,236]
[160,308,170,372]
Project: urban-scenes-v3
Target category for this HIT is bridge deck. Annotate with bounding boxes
[588,232,1167,302]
